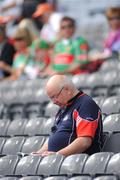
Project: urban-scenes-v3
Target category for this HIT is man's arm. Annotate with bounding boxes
[57,136,92,156]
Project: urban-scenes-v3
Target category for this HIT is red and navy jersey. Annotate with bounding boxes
[48,91,103,155]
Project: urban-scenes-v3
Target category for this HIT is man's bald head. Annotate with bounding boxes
[46,74,73,92]
[45,75,79,106]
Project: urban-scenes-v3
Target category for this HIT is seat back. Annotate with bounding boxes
[0,155,19,175]
[21,136,45,153]
[106,153,120,177]
[2,136,25,155]
[15,155,41,176]
[102,132,120,153]
[60,154,88,175]
[37,154,64,176]
[83,152,114,175]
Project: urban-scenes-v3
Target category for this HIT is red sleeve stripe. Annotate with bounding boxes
[73,110,101,138]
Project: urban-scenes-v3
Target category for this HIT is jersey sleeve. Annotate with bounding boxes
[72,101,101,138]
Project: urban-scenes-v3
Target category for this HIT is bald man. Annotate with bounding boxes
[33,74,103,156]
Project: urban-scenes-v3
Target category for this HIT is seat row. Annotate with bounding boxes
[0,101,59,119]
[0,95,120,120]
[0,131,120,155]
[0,174,119,180]
[0,112,120,136]
[0,117,55,136]
[0,152,120,178]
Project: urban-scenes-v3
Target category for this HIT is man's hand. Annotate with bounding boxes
[32,151,56,156]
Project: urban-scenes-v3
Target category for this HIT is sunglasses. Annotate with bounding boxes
[61,24,74,30]
[14,37,25,41]
[108,16,120,21]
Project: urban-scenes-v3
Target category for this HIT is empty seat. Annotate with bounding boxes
[92,86,109,97]
[2,136,25,155]
[35,89,49,104]
[0,155,19,175]
[108,85,120,96]
[106,153,120,176]
[101,96,120,115]
[0,119,10,136]
[23,117,46,136]
[99,60,120,72]
[0,137,6,154]
[21,136,45,153]
[45,102,59,117]
[0,177,19,180]
[0,103,5,119]
[93,175,118,180]
[83,152,114,175]
[40,117,55,135]
[6,119,28,136]
[19,176,42,180]
[69,176,92,180]
[72,74,90,89]
[103,114,120,133]
[15,155,41,176]
[102,132,120,153]
[60,154,88,175]
[44,176,67,180]
[93,96,105,109]
[1,105,9,119]
[8,103,25,120]
[25,102,44,119]
[37,154,64,176]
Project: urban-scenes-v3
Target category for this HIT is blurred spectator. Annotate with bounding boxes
[45,16,90,75]
[0,0,24,37]
[11,27,33,79]
[18,18,39,41]
[33,2,63,43]
[89,7,120,60]
[0,16,16,79]
[24,38,50,79]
